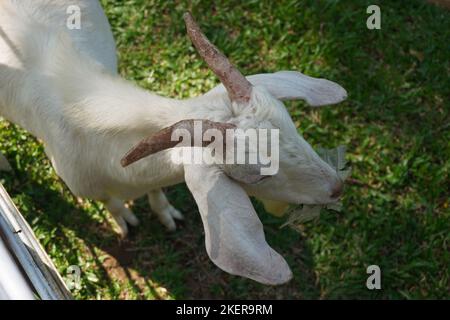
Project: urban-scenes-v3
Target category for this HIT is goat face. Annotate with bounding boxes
[121,12,347,286]
[216,83,345,206]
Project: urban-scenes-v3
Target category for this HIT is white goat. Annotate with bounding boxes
[0,0,347,285]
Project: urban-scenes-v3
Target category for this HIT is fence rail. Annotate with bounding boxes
[0,183,72,300]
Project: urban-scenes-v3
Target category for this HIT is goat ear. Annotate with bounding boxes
[207,71,347,107]
[184,164,292,285]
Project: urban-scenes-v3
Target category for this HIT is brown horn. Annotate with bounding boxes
[183,12,252,104]
[121,119,236,167]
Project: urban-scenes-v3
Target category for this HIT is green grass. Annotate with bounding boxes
[0,0,449,299]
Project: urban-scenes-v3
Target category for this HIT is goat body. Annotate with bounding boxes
[0,1,348,285]
[0,1,214,201]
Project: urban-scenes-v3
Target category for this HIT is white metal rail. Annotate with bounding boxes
[0,183,72,300]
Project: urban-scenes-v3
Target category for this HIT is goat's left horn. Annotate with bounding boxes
[184,12,252,104]
[121,119,235,167]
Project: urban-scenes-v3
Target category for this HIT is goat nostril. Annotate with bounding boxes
[330,182,344,199]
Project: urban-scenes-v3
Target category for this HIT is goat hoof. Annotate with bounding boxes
[153,206,179,231]
[115,219,129,238]
[158,212,176,231]
[124,213,140,227]
[164,218,177,232]
[119,208,139,226]
[168,206,184,221]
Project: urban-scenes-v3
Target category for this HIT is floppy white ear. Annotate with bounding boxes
[207,70,347,107]
[184,164,292,285]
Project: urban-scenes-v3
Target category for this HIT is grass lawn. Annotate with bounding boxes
[0,0,449,299]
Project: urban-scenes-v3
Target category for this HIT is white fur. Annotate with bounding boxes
[0,1,347,283]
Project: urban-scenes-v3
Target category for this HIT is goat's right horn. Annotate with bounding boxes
[121,119,235,167]
[184,12,252,104]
